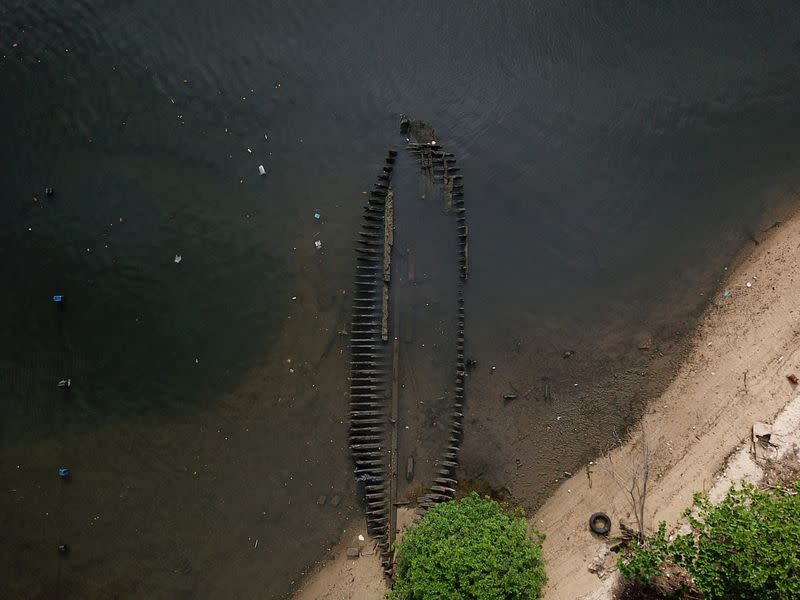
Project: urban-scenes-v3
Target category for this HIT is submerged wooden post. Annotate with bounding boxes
[382,188,393,341]
[384,188,394,282]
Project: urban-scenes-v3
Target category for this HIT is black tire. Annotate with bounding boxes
[589,512,611,535]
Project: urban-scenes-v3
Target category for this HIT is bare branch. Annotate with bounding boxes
[603,426,657,542]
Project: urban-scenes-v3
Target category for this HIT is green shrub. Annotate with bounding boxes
[619,482,800,599]
[390,492,546,600]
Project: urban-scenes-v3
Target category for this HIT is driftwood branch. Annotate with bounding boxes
[604,426,656,542]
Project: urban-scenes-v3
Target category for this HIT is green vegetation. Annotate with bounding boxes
[390,493,546,600]
[619,482,800,599]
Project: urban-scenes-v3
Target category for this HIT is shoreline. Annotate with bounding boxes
[534,203,800,598]
[295,202,800,598]
[294,507,417,600]
[293,516,387,600]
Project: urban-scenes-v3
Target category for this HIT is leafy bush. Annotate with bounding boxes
[390,492,546,600]
[619,482,800,599]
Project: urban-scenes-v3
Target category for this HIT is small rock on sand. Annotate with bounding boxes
[752,422,772,441]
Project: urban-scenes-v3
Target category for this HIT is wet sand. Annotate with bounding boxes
[292,515,386,600]
[294,508,415,600]
[460,317,696,508]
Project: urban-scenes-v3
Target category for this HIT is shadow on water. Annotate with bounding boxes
[2,1,800,598]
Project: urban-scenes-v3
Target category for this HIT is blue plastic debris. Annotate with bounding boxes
[53,295,64,303]
[314,211,321,220]
[58,467,71,479]
[723,289,732,298]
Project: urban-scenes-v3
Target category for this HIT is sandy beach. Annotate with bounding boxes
[295,202,800,599]
[292,516,386,600]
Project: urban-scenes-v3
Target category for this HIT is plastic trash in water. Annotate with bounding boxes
[313,210,321,220]
[314,240,322,250]
[258,165,266,176]
[53,294,64,303]
[174,254,182,264]
[57,378,71,389]
[58,467,71,479]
